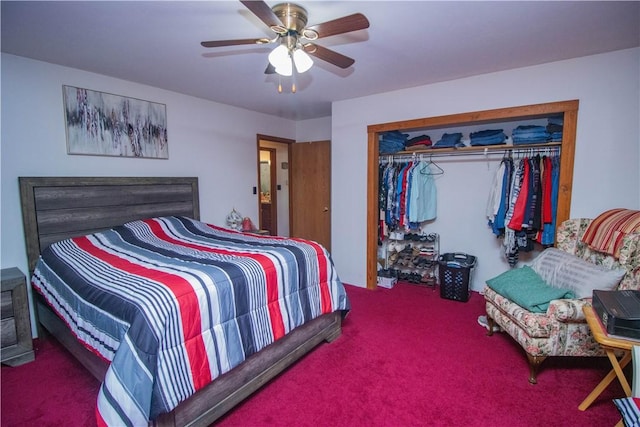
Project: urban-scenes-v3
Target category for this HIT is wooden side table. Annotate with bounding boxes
[579,305,638,411]
[1,267,35,366]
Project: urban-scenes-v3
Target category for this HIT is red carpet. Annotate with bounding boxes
[1,283,623,426]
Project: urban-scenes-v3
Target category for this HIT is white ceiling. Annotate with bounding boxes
[2,1,639,121]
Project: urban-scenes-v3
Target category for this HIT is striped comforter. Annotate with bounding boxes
[31,216,350,426]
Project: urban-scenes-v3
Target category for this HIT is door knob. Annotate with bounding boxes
[323,207,329,212]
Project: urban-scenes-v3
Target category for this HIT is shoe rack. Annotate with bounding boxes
[379,232,439,287]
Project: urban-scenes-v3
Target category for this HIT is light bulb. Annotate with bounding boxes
[293,48,313,73]
[275,62,292,76]
[268,45,290,70]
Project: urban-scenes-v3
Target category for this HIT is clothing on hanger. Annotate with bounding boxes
[378,157,440,234]
[486,149,560,266]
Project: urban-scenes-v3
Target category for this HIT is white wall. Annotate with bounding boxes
[331,48,640,290]
[296,116,331,142]
[3,48,639,330]
[1,54,297,333]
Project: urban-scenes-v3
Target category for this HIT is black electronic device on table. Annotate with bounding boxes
[592,289,640,340]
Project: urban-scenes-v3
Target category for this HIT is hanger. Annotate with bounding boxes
[420,154,444,175]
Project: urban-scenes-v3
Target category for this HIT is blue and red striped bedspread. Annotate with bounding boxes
[31,216,350,426]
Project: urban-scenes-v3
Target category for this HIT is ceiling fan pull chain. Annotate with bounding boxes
[292,68,297,93]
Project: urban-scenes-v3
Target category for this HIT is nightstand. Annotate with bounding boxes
[1,267,35,366]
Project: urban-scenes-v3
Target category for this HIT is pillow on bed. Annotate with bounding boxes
[529,248,626,299]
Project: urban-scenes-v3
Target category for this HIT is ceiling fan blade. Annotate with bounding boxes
[305,13,370,39]
[303,43,355,69]
[264,63,276,74]
[201,38,267,48]
[240,0,283,29]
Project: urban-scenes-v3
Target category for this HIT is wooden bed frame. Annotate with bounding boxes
[19,176,343,427]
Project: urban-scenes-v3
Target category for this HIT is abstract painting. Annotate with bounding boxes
[63,85,168,158]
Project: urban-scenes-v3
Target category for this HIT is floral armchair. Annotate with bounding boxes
[484,217,640,384]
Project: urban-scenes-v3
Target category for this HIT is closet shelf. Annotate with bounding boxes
[386,141,562,157]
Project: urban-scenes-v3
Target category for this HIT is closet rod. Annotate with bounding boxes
[381,146,560,162]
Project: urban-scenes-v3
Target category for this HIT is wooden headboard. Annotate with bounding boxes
[19,176,199,274]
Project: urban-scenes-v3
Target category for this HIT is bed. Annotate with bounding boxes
[19,176,349,426]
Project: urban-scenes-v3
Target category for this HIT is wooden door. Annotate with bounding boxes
[290,140,331,251]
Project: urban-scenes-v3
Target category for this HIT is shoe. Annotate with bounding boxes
[421,274,435,286]
[477,315,501,333]
[401,245,413,254]
[420,247,435,256]
[410,273,422,284]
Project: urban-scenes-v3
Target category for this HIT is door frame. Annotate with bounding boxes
[256,134,295,235]
[259,147,277,235]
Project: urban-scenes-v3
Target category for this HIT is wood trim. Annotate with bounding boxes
[366,100,579,289]
[367,100,580,133]
[367,131,380,290]
[256,134,295,145]
[557,107,578,227]
[258,148,278,235]
[256,134,295,236]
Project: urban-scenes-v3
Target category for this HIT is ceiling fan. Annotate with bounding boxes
[201,1,370,84]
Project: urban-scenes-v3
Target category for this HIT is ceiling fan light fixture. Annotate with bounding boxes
[201,1,369,80]
[268,44,291,72]
[275,62,293,76]
[292,48,313,73]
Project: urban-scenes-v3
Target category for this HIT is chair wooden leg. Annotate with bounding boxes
[486,315,496,336]
[526,354,546,384]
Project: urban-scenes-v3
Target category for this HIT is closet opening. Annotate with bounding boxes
[366,100,579,290]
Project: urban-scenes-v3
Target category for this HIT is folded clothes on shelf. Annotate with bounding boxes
[511,125,551,144]
[406,134,432,148]
[433,132,464,148]
[470,129,507,146]
[379,130,408,154]
[546,120,563,142]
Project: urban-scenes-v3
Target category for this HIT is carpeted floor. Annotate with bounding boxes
[1,283,624,426]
